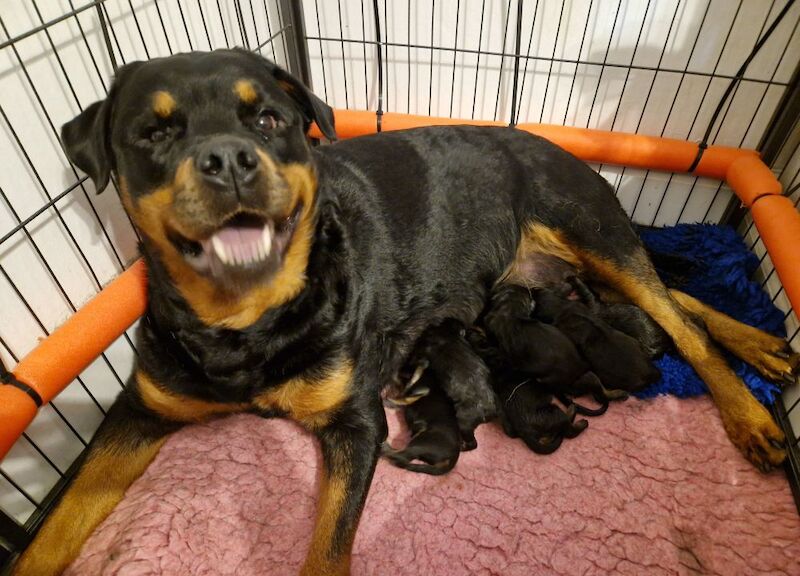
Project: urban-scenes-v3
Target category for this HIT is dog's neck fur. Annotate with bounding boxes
[135,200,351,399]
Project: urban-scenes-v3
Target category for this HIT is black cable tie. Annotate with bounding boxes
[687,141,708,173]
[749,192,776,207]
[0,369,43,407]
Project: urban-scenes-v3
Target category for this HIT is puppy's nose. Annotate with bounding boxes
[196,137,259,189]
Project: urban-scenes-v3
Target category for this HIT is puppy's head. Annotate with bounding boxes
[62,50,336,328]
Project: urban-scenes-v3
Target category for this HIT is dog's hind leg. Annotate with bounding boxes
[670,290,800,385]
[580,248,786,472]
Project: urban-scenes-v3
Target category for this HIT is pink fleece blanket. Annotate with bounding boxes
[67,396,800,575]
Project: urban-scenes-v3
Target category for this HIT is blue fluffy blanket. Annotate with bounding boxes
[636,224,785,405]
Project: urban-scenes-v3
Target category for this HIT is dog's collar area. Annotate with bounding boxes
[142,312,204,375]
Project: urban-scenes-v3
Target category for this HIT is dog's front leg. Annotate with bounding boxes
[11,386,183,576]
[301,401,386,576]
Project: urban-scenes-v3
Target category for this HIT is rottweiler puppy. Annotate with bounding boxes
[481,284,610,399]
[498,383,588,455]
[381,373,462,475]
[14,48,798,576]
[400,319,498,451]
[570,276,672,359]
[467,327,589,454]
[533,285,662,394]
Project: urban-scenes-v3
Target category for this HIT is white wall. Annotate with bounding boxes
[1,0,799,524]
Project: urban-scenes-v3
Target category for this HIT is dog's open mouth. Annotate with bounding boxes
[173,206,302,282]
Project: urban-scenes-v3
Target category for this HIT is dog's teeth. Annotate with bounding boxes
[262,226,272,256]
[212,236,229,265]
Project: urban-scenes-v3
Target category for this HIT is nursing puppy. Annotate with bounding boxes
[399,319,498,451]
[381,373,462,475]
[570,276,672,359]
[533,285,662,394]
[15,48,797,576]
[467,327,589,454]
[482,284,611,399]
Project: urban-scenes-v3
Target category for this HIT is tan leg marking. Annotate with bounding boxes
[12,439,166,576]
[580,250,786,471]
[671,290,800,384]
[502,221,582,286]
[300,467,351,576]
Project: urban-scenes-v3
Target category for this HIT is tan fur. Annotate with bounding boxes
[11,439,166,576]
[253,360,353,429]
[152,90,176,118]
[579,250,786,469]
[137,371,248,422]
[671,290,800,381]
[300,468,351,576]
[234,79,258,104]
[123,156,317,330]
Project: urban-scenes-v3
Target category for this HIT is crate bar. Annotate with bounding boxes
[0,261,147,458]
[1,113,798,462]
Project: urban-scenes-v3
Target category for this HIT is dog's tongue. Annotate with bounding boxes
[205,223,272,266]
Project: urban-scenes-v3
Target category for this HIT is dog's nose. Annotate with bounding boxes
[196,138,259,189]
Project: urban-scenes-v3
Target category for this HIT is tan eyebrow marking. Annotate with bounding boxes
[152,91,176,118]
[234,79,258,104]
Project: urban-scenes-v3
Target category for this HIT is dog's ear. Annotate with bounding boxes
[272,66,337,142]
[61,62,142,193]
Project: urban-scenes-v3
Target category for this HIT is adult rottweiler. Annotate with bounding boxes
[13,49,799,575]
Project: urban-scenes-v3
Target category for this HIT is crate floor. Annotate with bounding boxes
[66,398,799,576]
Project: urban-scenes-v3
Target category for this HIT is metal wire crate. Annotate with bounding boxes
[1,0,799,569]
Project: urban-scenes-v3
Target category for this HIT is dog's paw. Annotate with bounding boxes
[736,332,799,385]
[721,398,786,473]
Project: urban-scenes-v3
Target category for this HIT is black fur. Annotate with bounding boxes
[482,284,605,398]
[45,48,752,573]
[401,319,498,450]
[533,285,662,393]
[381,375,461,476]
[570,277,672,359]
[466,327,588,454]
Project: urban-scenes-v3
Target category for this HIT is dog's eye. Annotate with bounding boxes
[142,126,171,144]
[254,110,278,133]
[149,129,167,143]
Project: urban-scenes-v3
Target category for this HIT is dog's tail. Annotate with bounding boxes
[558,392,609,417]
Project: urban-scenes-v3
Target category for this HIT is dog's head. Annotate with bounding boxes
[62,49,336,328]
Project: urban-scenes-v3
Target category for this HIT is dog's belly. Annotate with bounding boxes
[509,252,577,288]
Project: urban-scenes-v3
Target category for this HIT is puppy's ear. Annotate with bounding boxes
[61,62,142,193]
[272,67,337,141]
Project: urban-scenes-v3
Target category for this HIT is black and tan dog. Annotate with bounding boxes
[13,49,800,576]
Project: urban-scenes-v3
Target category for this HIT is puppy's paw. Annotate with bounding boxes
[564,418,588,439]
[721,398,786,473]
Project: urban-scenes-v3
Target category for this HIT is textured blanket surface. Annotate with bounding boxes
[69,397,800,576]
